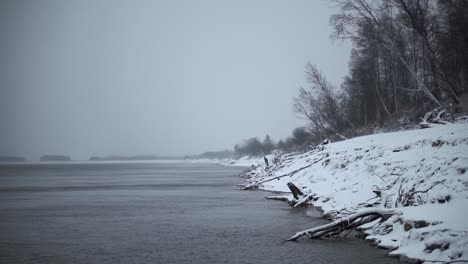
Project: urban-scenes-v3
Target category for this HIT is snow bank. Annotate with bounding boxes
[218,154,274,167]
[183,155,273,167]
[237,123,468,263]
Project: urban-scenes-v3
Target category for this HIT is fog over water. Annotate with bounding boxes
[0,0,351,160]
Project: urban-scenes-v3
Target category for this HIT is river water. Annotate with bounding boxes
[0,162,397,263]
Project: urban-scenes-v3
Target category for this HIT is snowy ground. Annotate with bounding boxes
[218,155,273,167]
[231,123,468,263]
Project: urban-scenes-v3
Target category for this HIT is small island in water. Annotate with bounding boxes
[40,155,72,161]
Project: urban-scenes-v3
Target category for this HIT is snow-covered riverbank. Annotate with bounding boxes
[230,123,468,263]
[218,155,273,167]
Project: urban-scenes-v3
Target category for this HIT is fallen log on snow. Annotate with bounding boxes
[287,190,396,241]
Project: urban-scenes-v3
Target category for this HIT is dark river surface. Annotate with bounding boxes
[0,162,398,263]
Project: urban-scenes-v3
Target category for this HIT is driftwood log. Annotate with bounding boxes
[265,182,317,207]
[287,190,395,241]
[287,182,304,199]
[287,182,318,207]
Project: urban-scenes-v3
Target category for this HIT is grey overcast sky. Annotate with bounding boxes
[0,0,351,160]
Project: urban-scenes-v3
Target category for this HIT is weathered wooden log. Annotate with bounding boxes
[293,193,317,208]
[287,207,395,241]
[287,182,304,199]
[287,191,395,241]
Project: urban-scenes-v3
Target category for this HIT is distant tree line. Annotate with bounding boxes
[294,0,467,142]
[187,150,234,160]
[233,128,316,157]
[234,135,272,157]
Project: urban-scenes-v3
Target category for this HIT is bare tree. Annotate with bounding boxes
[293,63,348,139]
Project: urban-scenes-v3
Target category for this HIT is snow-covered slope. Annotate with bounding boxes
[218,154,273,167]
[182,154,272,167]
[239,123,468,263]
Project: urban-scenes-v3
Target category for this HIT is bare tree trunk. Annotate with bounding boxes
[396,0,462,104]
[389,42,442,107]
[392,51,398,113]
[375,53,393,120]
